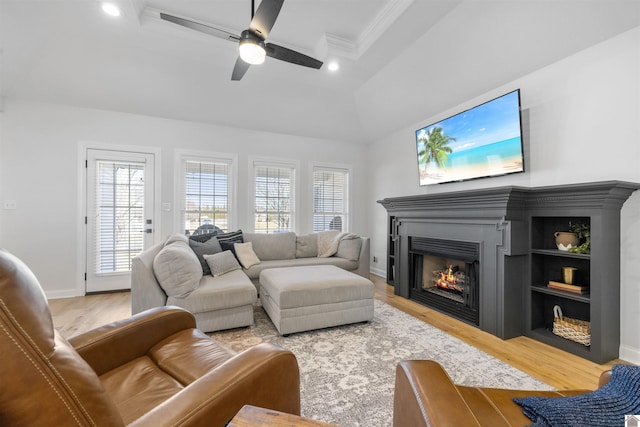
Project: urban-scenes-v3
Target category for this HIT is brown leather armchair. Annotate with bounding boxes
[393,360,611,427]
[0,249,301,426]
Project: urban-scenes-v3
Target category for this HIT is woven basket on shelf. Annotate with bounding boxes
[552,305,591,346]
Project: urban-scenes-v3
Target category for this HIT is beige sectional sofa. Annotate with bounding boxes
[242,232,370,288]
[131,231,370,332]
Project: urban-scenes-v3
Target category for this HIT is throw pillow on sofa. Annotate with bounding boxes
[188,232,218,243]
[153,235,203,298]
[336,234,362,261]
[215,229,243,245]
[219,241,240,260]
[216,229,244,261]
[244,232,296,260]
[188,237,222,275]
[234,242,261,269]
[204,250,241,277]
[295,234,318,258]
[318,230,346,257]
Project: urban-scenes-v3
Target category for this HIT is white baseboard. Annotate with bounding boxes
[619,344,640,365]
[46,288,83,300]
[369,266,386,278]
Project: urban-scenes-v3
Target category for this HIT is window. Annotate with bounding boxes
[180,154,234,236]
[94,160,145,273]
[313,166,349,232]
[253,160,296,234]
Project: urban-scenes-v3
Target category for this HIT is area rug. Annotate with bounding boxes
[211,299,552,426]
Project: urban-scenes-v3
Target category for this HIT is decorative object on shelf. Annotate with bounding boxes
[568,222,591,254]
[554,231,579,251]
[547,281,589,295]
[562,266,578,284]
[552,305,591,346]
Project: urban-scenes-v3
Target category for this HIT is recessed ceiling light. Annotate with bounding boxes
[328,62,339,72]
[102,2,121,17]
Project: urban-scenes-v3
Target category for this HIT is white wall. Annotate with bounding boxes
[0,101,369,298]
[1,23,637,362]
[367,27,640,362]
[0,110,3,238]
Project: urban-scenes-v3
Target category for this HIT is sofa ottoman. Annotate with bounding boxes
[259,265,374,335]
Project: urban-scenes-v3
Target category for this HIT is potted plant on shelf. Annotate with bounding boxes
[554,230,579,251]
[568,222,590,254]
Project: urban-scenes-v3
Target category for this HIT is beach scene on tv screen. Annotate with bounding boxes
[417,90,523,185]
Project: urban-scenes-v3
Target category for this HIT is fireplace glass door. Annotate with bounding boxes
[410,237,479,325]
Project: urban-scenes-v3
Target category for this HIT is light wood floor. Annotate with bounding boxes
[49,274,622,391]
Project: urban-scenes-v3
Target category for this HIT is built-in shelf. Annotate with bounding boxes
[530,284,590,303]
[387,216,397,285]
[530,249,590,260]
[529,328,592,359]
[524,182,640,363]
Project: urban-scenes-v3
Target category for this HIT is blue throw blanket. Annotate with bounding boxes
[514,364,640,427]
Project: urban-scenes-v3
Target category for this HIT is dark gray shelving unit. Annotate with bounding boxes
[529,216,593,360]
[387,215,397,285]
[525,182,639,363]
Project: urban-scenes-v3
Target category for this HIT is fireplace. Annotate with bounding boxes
[379,182,638,362]
[378,186,531,339]
[410,237,479,325]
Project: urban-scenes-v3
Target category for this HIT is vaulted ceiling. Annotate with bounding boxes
[1,0,639,143]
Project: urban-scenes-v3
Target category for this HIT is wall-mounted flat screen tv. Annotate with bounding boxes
[416,89,524,185]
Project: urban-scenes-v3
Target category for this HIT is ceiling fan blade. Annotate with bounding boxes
[266,43,323,69]
[160,13,239,42]
[231,56,251,80]
[249,0,284,40]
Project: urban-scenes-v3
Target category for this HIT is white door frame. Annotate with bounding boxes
[77,142,162,296]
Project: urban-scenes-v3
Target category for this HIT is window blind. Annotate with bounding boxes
[95,160,145,273]
[254,164,295,234]
[313,167,348,232]
[184,160,231,235]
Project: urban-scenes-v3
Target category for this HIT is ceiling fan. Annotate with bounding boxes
[160,0,323,81]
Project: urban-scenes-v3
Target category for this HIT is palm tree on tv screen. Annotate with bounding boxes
[418,127,455,173]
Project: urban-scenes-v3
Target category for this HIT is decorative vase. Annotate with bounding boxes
[554,232,579,251]
[562,266,578,284]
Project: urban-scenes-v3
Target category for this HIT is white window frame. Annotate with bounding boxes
[175,150,237,235]
[310,162,351,233]
[249,156,299,233]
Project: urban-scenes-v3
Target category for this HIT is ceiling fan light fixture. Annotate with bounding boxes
[160,0,323,81]
[239,30,266,65]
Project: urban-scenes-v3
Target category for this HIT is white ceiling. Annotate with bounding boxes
[1,0,639,143]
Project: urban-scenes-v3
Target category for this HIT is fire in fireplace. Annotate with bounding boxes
[429,262,466,298]
[410,237,479,325]
[436,265,463,291]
